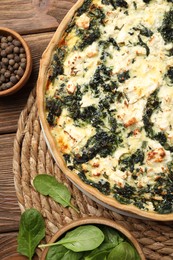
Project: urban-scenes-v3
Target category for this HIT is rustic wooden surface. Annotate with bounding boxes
[0,1,76,259]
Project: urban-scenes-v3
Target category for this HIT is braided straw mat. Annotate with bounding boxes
[13,87,173,260]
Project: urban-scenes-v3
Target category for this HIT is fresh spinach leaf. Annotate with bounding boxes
[46,244,83,260]
[17,208,45,260]
[40,225,104,252]
[84,242,114,259]
[84,225,125,259]
[101,225,124,245]
[33,174,79,213]
[107,241,139,260]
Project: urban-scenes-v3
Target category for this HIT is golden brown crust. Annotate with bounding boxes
[36,0,173,221]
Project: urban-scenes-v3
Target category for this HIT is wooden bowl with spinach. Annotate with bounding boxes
[40,217,145,260]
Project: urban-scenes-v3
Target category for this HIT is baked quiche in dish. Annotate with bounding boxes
[37,0,173,220]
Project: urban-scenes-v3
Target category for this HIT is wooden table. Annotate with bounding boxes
[0,1,76,259]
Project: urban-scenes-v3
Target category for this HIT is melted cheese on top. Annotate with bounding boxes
[45,0,173,213]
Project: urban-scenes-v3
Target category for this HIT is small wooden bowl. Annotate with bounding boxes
[40,217,146,260]
[0,27,32,96]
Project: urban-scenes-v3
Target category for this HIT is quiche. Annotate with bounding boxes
[37,0,173,220]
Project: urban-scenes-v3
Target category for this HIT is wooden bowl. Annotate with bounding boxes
[0,27,32,96]
[40,217,145,260]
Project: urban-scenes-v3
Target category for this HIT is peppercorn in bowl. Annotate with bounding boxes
[0,27,32,96]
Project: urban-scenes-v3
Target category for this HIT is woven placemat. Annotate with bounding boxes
[13,88,173,260]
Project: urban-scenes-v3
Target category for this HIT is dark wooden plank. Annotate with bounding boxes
[0,32,54,134]
[0,133,21,233]
[0,232,19,259]
[0,0,77,34]
[0,232,38,260]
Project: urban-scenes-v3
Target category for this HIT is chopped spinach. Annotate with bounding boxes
[99,38,120,62]
[99,95,114,110]
[159,9,173,43]
[154,132,167,146]
[63,154,71,163]
[47,112,54,126]
[137,35,150,56]
[142,0,151,3]
[168,48,173,56]
[62,86,82,120]
[133,1,137,9]
[80,106,100,124]
[120,149,144,172]
[134,200,145,209]
[99,38,120,51]
[143,89,160,137]
[99,80,117,92]
[117,70,130,83]
[147,173,173,214]
[110,0,128,9]
[113,193,132,205]
[65,19,75,33]
[89,6,106,24]
[78,172,111,195]
[90,64,112,90]
[114,183,136,198]
[46,98,62,126]
[79,28,101,50]
[77,10,104,50]
[101,0,128,8]
[108,37,120,50]
[143,91,173,150]
[77,0,92,16]
[46,98,62,116]
[167,67,173,83]
[100,51,112,61]
[74,131,121,163]
[49,47,66,81]
[68,102,80,120]
[133,24,153,37]
[101,0,110,5]
[157,200,173,214]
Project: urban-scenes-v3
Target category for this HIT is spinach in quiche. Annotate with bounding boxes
[45,0,173,214]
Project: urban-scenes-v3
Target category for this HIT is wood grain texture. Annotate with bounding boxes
[0,1,77,259]
[0,0,77,34]
[0,232,38,260]
[0,232,18,259]
[0,32,54,134]
[0,134,21,233]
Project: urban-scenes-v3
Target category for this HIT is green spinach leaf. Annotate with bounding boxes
[101,225,124,245]
[40,225,104,252]
[46,244,83,260]
[17,208,45,260]
[107,241,139,260]
[84,226,124,259]
[84,242,114,259]
[33,174,79,212]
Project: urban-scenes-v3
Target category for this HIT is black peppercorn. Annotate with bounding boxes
[0,33,27,91]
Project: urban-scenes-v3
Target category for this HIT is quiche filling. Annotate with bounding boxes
[45,0,173,214]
